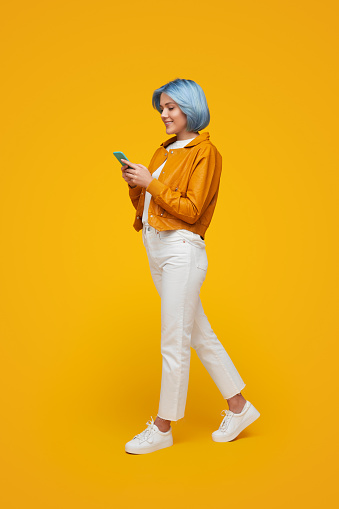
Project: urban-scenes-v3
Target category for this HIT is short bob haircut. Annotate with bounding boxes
[152,78,210,133]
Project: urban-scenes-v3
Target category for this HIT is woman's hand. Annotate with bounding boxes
[121,162,136,187]
[121,159,153,188]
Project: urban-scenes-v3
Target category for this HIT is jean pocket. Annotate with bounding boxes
[194,246,208,271]
[159,229,187,243]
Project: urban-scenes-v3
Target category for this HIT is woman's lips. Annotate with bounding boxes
[165,122,173,126]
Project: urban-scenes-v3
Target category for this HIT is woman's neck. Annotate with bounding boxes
[176,132,199,141]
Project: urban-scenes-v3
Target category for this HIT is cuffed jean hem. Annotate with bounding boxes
[223,383,247,400]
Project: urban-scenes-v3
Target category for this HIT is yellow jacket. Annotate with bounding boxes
[128,131,222,239]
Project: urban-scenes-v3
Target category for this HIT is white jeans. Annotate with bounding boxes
[142,224,246,421]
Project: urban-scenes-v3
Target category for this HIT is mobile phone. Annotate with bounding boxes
[113,151,133,169]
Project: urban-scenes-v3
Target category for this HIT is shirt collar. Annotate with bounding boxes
[160,131,210,148]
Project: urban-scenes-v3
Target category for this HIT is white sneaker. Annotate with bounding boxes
[212,400,260,442]
[125,416,173,454]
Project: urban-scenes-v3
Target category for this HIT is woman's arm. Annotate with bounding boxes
[123,150,160,211]
[145,146,222,224]
[128,184,143,211]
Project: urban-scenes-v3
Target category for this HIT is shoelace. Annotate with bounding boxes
[133,416,157,444]
[219,409,233,431]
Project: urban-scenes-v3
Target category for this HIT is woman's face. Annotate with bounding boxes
[159,92,191,138]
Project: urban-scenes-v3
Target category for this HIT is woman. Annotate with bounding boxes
[121,78,260,455]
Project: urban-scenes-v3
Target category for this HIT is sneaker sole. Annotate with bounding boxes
[212,405,260,442]
[125,435,173,454]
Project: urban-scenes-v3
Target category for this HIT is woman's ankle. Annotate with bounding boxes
[155,416,171,432]
[227,393,247,413]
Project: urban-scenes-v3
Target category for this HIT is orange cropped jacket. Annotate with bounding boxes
[128,131,222,239]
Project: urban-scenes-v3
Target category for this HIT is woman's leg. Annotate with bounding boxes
[143,226,247,423]
[190,296,246,402]
[143,227,206,422]
[141,232,171,430]
[155,249,205,422]
[147,256,247,412]
[142,249,173,430]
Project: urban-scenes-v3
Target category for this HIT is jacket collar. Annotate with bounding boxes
[160,131,210,148]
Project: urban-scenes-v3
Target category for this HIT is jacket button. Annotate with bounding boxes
[137,216,139,219]
[150,215,153,217]
[160,213,163,216]
[175,187,178,191]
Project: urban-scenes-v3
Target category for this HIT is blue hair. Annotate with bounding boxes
[152,78,210,132]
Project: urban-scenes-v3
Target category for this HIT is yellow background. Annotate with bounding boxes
[1,1,338,507]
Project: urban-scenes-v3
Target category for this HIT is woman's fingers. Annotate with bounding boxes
[121,158,136,169]
[120,160,140,185]
[125,167,136,177]
[121,167,135,184]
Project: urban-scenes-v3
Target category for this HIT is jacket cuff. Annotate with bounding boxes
[146,178,167,198]
[129,184,142,196]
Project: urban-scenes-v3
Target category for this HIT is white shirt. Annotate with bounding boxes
[142,137,196,225]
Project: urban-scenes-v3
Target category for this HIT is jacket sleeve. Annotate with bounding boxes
[128,184,143,210]
[145,146,221,224]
